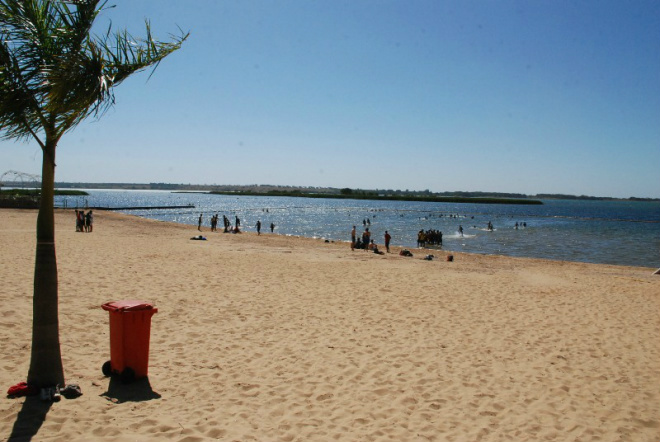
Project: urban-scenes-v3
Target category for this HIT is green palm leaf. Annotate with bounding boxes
[1,0,188,144]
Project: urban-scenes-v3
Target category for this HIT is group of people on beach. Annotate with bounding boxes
[350,226,390,254]
[193,210,527,254]
[204,213,236,233]
[200,213,275,235]
[74,210,93,233]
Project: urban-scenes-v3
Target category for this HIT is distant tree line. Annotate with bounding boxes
[535,193,659,202]
[7,182,654,202]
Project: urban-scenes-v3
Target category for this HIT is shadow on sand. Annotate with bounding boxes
[100,376,161,403]
[5,377,159,440]
[7,396,52,442]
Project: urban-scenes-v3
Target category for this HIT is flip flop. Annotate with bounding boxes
[60,384,83,399]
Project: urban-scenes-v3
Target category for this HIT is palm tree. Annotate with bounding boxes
[0,0,187,388]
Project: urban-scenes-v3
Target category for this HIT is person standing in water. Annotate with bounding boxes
[256,220,262,235]
[458,225,464,237]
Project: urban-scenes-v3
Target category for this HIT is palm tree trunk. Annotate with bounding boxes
[27,141,65,388]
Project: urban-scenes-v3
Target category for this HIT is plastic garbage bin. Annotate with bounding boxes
[101,300,158,383]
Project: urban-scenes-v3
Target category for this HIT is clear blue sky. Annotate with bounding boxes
[2,0,659,198]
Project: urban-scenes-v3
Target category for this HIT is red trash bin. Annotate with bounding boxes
[101,300,158,382]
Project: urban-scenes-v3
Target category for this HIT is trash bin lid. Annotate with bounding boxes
[102,300,157,312]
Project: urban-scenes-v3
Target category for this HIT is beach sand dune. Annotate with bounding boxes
[1,209,659,441]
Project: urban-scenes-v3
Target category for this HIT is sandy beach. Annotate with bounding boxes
[1,208,659,442]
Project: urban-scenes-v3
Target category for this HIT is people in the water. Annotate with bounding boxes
[417,229,442,247]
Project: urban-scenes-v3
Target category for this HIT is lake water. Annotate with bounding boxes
[57,190,660,268]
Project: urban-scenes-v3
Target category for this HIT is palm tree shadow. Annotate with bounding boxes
[100,376,161,403]
[7,396,52,442]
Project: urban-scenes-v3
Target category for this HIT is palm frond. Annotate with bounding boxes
[100,20,189,86]
[0,25,47,143]
[1,0,188,144]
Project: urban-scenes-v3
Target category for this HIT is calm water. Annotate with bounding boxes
[57,190,660,268]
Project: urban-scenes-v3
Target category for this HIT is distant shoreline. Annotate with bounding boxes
[205,190,544,205]
[1,181,658,202]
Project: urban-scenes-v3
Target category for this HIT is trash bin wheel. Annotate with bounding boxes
[120,367,136,384]
[102,360,112,377]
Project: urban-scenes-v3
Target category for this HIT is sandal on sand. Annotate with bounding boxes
[38,385,64,402]
[60,384,83,399]
[51,386,61,402]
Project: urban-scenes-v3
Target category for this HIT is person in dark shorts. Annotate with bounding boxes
[86,210,93,232]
